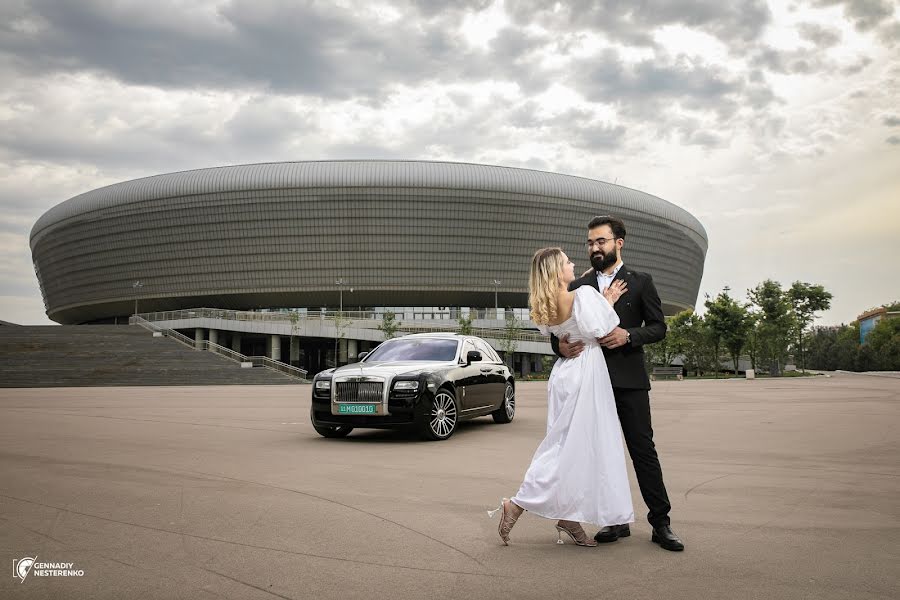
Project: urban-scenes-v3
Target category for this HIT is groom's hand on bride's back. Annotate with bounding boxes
[559,335,584,358]
[598,327,629,349]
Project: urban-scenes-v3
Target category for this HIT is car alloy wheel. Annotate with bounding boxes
[426,389,458,440]
[504,383,515,419]
[492,382,515,424]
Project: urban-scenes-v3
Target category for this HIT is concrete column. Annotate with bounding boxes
[194,328,204,349]
[339,338,348,364]
[209,329,219,347]
[231,333,242,353]
[520,353,531,378]
[533,354,543,373]
[270,335,281,361]
[348,339,358,361]
[290,337,300,364]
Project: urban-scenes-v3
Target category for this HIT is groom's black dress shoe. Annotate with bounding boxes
[594,524,631,543]
[651,525,684,551]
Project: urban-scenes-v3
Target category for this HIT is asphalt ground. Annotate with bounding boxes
[1,374,898,600]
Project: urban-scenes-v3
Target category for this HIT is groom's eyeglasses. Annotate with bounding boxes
[584,237,617,249]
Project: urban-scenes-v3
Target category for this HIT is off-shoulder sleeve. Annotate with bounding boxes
[573,286,620,339]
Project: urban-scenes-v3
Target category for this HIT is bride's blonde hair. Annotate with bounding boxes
[529,247,566,325]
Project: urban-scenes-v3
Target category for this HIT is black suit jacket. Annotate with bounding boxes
[551,265,666,390]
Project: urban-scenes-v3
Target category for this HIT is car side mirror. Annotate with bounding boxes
[466,350,482,365]
[358,352,368,361]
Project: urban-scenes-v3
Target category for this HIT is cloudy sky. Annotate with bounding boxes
[1,0,898,326]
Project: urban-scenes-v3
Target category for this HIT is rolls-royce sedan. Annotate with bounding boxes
[310,333,515,441]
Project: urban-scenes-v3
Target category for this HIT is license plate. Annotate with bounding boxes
[338,404,378,415]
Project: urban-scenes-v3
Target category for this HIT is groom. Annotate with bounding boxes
[551,215,684,551]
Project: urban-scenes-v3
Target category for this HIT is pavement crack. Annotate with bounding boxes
[170,465,491,573]
[198,566,298,600]
[684,472,736,499]
[0,492,509,579]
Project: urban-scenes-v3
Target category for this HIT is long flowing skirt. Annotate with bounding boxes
[511,344,634,526]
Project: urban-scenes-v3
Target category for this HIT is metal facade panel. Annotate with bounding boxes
[30,161,708,323]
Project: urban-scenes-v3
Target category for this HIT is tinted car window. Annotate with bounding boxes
[461,340,480,362]
[366,338,459,362]
[475,339,500,362]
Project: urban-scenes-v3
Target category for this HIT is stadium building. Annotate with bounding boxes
[30,160,708,375]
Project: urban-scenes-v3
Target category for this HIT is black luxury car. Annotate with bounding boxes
[310,333,515,441]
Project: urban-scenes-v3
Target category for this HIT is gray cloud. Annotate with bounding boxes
[883,114,900,125]
[814,0,896,31]
[751,45,873,77]
[505,0,771,49]
[878,20,900,45]
[752,47,824,74]
[484,27,557,94]
[223,96,319,153]
[887,134,900,144]
[840,55,874,75]
[797,22,842,47]
[0,0,496,98]
[505,104,628,151]
[571,49,747,113]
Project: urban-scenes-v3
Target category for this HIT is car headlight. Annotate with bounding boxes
[315,380,332,390]
[393,381,419,391]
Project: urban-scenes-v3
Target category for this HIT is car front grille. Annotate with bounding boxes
[335,381,384,403]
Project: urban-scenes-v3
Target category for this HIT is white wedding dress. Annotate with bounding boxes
[511,286,635,526]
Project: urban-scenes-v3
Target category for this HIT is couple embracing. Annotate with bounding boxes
[490,215,684,552]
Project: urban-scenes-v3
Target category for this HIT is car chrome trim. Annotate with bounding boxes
[331,374,390,416]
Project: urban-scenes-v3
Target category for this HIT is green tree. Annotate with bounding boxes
[747,280,796,376]
[644,322,678,369]
[704,289,752,376]
[786,281,833,371]
[333,310,350,364]
[743,313,761,370]
[668,310,713,376]
[288,310,301,366]
[805,326,839,371]
[457,311,474,335]
[500,311,521,368]
[865,316,900,370]
[834,323,861,371]
[378,310,399,340]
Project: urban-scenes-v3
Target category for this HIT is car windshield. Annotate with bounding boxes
[365,338,459,362]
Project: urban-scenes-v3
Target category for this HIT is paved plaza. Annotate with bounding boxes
[1,374,898,600]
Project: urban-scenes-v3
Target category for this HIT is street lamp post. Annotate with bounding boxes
[491,279,501,319]
[336,277,348,314]
[132,281,144,317]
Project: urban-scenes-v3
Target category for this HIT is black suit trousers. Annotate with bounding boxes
[613,387,671,527]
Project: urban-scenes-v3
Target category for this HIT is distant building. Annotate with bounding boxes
[31,160,708,375]
[858,307,900,344]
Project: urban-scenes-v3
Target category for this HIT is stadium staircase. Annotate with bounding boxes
[0,325,304,387]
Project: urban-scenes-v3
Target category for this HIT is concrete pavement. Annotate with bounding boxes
[1,373,898,599]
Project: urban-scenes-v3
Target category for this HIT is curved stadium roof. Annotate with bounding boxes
[31,160,708,324]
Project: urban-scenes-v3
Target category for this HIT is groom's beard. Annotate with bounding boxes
[590,248,618,273]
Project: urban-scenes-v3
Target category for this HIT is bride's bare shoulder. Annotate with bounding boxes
[548,290,575,325]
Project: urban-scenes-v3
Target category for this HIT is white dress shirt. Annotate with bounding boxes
[596,261,624,291]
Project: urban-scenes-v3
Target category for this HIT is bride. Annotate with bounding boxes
[491,247,634,546]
